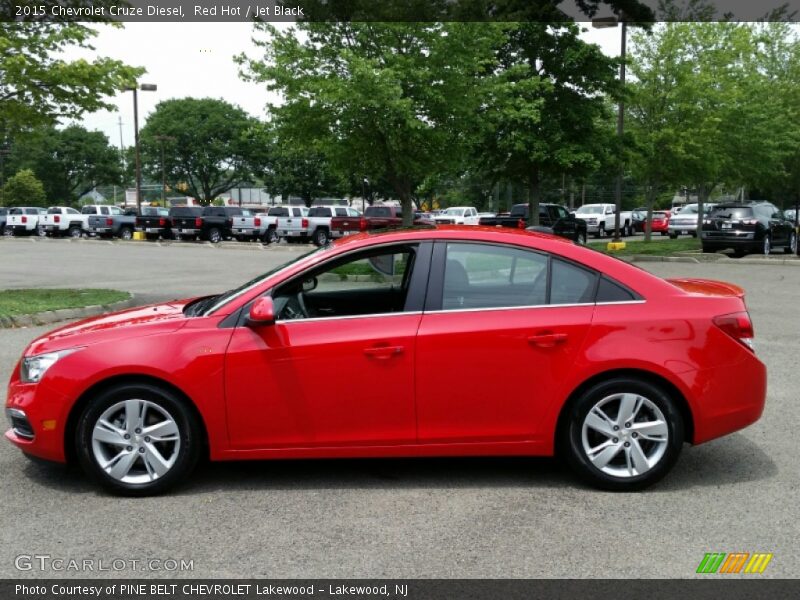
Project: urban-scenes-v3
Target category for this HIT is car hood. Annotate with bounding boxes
[24,299,192,357]
[666,278,745,298]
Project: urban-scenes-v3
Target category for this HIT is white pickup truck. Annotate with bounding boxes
[277,206,310,243]
[6,207,46,236]
[434,206,481,225]
[41,206,84,237]
[232,206,292,244]
[574,203,634,238]
[305,205,360,246]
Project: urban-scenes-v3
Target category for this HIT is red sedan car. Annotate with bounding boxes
[5,227,766,495]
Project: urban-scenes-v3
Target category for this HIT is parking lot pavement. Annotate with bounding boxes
[0,244,798,578]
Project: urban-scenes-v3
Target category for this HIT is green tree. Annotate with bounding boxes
[476,23,619,225]
[9,125,123,203]
[0,22,143,133]
[1,168,46,206]
[138,98,258,205]
[239,22,505,225]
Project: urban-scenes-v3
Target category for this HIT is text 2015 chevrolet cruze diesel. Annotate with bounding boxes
[5,228,766,495]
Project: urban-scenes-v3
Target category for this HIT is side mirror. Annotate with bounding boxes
[302,276,318,293]
[248,296,275,326]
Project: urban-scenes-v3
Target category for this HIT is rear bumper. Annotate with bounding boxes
[87,227,112,234]
[175,228,200,235]
[700,232,759,249]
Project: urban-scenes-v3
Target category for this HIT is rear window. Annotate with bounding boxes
[509,205,528,218]
[365,206,393,218]
[308,207,333,217]
[170,207,203,217]
[268,207,289,217]
[709,206,754,219]
[25,208,39,215]
[653,212,668,218]
[47,207,61,214]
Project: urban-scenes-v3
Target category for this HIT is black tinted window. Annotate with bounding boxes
[170,207,203,217]
[709,206,753,219]
[308,207,332,217]
[550,259,597,305]
[268,207,289,216]
[365,206,392,218]
[596,277,636,302]
[509,205,528,218]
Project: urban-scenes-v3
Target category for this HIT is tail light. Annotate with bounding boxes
[254,217,261,227]
[135,217,141,227]
[106,218,113,226]
[360,217,367,231]
[159,217,166,227]
[713,311,755,351]
[740,219,759,225]
[194,217,202,228]
[301,218,309,228]
[54,215,60,223]
[517,219,525,229]
[21,216,27,223]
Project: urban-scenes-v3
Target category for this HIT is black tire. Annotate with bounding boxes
[119,227,133,241]
[207,228,221,244]
[36,225,47,238]
[733,249,745,258]
[562,377,684,491]
[701,246,717,254]
[669,233,678,239]
[313,228,330,247]
[660,232,667,237]
[784,231,797,255]
[576,231,587,245]
[595,224,605,239]
[263,227,279,245]
[68,226,82,238]
[762,235,771,256]
[75,383,202,496]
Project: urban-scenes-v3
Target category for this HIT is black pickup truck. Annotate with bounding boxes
[171,206,244,243]
[136,206,172,240]
[479,203,588,244]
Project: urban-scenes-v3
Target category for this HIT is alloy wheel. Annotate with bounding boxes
[792,232,798,255]
[91,399,181,484]
[581,392,669,478]
[763,235,771,255]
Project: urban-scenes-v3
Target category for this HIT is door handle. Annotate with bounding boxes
[527,333,568,348]
[364,345,404,360]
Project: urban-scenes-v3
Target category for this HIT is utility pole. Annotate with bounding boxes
[153,135,175,209]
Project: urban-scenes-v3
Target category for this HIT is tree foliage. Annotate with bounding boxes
[8,124,123,203]
[138,98,259,205]
[1,168,46,207]
[0,22,143,134]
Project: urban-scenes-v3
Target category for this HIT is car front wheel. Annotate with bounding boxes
[763,235,771,256]
[75,383,202,496]
[563,378,684,491]
[785,231,797,255]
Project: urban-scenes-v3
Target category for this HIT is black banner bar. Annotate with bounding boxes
[3,580,800,600]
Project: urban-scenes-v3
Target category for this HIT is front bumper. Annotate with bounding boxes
[5,372,71,463]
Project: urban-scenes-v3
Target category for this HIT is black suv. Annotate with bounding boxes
[700,201,796,256]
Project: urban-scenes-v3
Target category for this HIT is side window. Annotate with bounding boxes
[335,207,348,217]
[348,208,360,217]
[442,243,548,310]
[100,207,109,215]
[557,206,569,219]
[550,259,598,305]
[273,246,417,320]
[596,277,636,303]
[109,207,122,215]
[67,208,80,214]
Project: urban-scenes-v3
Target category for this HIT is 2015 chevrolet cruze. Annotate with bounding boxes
[5,227,766,495]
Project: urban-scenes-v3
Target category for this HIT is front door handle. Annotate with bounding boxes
[527,332,568,348]
[364,345,404,360]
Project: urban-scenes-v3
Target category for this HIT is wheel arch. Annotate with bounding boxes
[554,368,695,453]
[64,374,210,464]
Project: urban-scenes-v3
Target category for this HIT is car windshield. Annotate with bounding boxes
[202,246,329,315]
[653,212,668,218]
[443,208,466,216]
[578,206,604,214]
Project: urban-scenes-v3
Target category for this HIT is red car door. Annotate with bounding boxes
[415,242,596,444]
[223,243,430,449]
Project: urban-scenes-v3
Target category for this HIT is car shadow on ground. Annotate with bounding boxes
[18,432,775,496]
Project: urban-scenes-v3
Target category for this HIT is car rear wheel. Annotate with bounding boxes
[763,235,771,256]
[563,378,684,491]
[119,227,133,241]
[37,226,47,237]
[264,228,279,244]
[76,383,201,496]
[669,233,678,239]
[595,224,605,239]
[208,228,221,243]
[313,228,330,247]
[68,226,82,238]
[785,231,797,255]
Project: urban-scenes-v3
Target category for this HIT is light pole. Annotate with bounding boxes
[126,83,157,214]
[361,177,370,213]
[153,135,175,209]
[593,15,627,243]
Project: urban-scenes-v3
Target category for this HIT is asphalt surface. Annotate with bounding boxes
[0,238,797,579]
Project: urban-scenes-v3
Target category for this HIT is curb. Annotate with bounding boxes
[625,254,800,265]
[0,294,137,329]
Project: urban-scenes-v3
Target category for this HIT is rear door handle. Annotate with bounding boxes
[527,333,568,348]
[364,345,404,360]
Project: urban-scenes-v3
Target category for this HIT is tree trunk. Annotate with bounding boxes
[696,183,707,235]
[528,167,541,227]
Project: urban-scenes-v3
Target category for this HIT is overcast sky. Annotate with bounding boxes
[61,22,624,151]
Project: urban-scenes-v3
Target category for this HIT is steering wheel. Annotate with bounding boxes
[295,290,310,318]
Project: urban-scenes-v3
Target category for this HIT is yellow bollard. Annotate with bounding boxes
[606,241,626,251]
[132,231,146,241]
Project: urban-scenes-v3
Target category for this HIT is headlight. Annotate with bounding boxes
[20,348,82,383]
